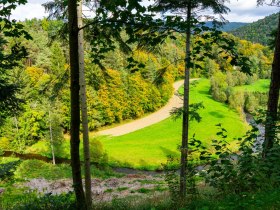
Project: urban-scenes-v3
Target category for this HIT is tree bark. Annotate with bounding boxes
[78,0,92,207]
[68,0,87,209]
[263,12,280,157]
[179,1,192,200]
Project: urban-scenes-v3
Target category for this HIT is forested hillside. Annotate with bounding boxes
[205,21,248,32]
[1,0,279,208]
[0,18,181,152]
[0,18,273,155]
[230,13,278,45]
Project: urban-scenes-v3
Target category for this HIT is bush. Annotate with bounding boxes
[14,159,72,180]
[228,91,245,112]
[0,160,21,181]
[0,188,76,210]
[210,72,228,102]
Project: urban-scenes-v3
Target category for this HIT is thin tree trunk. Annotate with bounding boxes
[68,0,86,209]
[14,116,22,152]
[263,12,280,157]
[179,2,192,200]
[48,109,56,165]
[78,0,92,207]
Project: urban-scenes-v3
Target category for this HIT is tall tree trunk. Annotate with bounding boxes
[78,0,92,207]
[48,108,56,165]
[68,0,87,209]
[179,2,192,200]
[263,12,280,157]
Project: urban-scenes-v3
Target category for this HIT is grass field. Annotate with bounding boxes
[26,79,253,170]
[234,79,270,93]
[98,79,250,170]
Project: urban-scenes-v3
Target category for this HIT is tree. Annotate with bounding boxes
[68,0,87,208]
[152,0,230,199]
[78,0,92,207]
[264,14,280,154]
[44,0,173,207]
[0,0,31,125]
[257,1,280,156]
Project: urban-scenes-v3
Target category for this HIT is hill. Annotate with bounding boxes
[205,22,248,32]
[230,13,279,45]
[221,22,249,31]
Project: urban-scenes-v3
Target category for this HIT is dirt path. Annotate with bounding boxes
[97,80,194,137]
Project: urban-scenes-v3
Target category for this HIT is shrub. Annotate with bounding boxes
[228,91,245,111]
[14,159,72,180]
[0,160,21,181]
[1,188,76,210]
[210,72,228,102]
[88,138,108,166]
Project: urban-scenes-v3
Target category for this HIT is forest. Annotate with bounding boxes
[230,12,279,46]
[0,0,279,209]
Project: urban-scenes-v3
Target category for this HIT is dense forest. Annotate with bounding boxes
[230,13,279,46]
[0,0,279,209]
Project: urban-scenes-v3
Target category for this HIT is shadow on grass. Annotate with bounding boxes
[160,146,179,158]
[198,90,209,95]
[209,111,225,119]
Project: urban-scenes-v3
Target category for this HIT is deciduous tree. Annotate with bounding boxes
[257,1,280,156]
[152,0,230,199]
[68,0,87,208]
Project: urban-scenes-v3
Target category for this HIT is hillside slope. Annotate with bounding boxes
[205,22,248,32]
[230,13,279,45]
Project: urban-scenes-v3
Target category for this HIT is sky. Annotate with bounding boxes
[11,0,279,23]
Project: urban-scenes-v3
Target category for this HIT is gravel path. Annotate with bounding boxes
[97,80,194,137]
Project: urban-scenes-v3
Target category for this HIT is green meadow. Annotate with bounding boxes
[234,79,270,93]
[27,79,261,170]
[99,79,250,170]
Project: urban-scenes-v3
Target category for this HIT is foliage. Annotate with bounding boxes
[230,13,279,46]
[201,122,280,195]
[11,158,117,180]
[88,139,108,166]
[211,77,270,115]
[14,159,72,180]
[0,160,21,181]
[0,17,272,154]
[0,188,76,210]
[0,0,31,125]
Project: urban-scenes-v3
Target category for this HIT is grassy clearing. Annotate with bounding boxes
[98,79,249,170]
[234,79,270,93]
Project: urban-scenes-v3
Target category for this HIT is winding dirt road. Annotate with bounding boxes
[97,80,191,137]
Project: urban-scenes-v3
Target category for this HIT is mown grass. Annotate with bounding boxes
[99,79,249,170]
[234,79,270,93]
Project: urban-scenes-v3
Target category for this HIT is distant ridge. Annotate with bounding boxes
[204,22,248,32]
[229,13,279,46]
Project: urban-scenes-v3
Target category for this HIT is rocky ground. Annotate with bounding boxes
[21,174,168,202]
